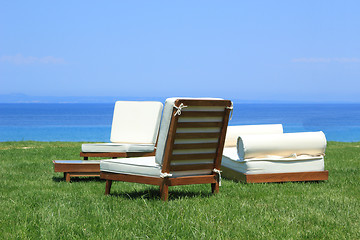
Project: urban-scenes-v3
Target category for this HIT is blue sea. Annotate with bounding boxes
[0,103,359,142]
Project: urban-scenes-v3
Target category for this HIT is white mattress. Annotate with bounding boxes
[81,143,155,153]
[222,148,325,175]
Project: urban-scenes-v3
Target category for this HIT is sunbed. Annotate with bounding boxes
[222,125,329,183]
[99,98,232,201]
[53,101,163,182]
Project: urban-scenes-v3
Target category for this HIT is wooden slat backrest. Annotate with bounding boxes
[161,99,232,175]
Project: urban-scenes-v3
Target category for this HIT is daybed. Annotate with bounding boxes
[222,125,329,183]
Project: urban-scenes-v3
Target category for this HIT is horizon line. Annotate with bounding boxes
[0,93,359,104]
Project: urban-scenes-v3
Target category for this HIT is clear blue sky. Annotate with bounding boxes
[1,1,359,102]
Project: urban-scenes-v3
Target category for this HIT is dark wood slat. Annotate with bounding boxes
[246,171,329,183]
[171,153,216,161]
[126,151,156,157]
[173,142,218,150]
[170,163,213,171]
[175,99,232,107]
[177,122,222,128]
[168,175,217,186]
[175,132,220,139]
[100,172,162,185]
[161,107,179,174]
[214,107,231,170]
[179,111,224,117]
[53,161,100,173]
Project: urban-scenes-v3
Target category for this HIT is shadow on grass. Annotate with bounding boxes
[109,188,214,201]
[52,176,105,183]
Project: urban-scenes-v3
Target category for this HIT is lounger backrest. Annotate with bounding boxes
[155,98,232,176]
[110,101,163,144]
[224,124,284,147]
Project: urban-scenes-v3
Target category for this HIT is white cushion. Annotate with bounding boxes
[155,97,225,165]
[224,124,283,147]
[237,131,327,160]
[110,101,163,144]
[100,157,162,177]
[81,143,155,153]
[100,157,211,177]
[222,148,324,175]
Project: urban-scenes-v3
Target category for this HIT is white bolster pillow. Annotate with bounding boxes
[237,131,327,159]
[225,124,283,147]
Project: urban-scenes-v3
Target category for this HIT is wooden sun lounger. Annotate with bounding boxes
[53,100,163,182]
[100,98,232,201]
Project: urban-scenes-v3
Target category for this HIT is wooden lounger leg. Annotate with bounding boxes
[211,182,219,194]
[65,172,71,182]
[105,180,112,195]
[160,180,169,201]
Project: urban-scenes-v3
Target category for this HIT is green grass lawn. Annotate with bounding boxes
[1,141,359,239]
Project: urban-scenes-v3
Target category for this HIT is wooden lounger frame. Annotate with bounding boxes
[54,151,156,182]
[221,165,328,183]
[100,99,232,201]
[53,160,101,182]
[54,138,157,182]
